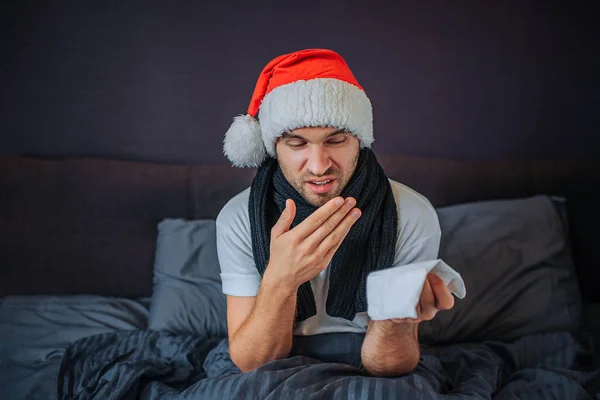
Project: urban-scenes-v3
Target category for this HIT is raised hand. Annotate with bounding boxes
[264,196,362,291]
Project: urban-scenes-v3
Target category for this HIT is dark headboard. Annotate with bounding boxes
[1,155,599,304]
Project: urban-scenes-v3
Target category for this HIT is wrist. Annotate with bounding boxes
[262,269,297,298]
[371,319,418,337]
[362,320,421,377]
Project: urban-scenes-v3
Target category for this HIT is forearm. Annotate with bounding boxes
[361,320,420,377]
[229,276,297,372]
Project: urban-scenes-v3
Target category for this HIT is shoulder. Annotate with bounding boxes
[389,179,440,248]
[216,187,251,232]
[215,187,261,296]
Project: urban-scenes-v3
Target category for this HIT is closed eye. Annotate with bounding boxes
[287,141,306,149]
[327,134,348,145]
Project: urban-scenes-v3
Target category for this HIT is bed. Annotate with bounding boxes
[1,154,599,399]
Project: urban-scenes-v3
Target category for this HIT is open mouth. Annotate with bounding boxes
[307,179,335,194]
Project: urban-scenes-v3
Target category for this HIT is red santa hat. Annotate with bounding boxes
[223,49,374,167]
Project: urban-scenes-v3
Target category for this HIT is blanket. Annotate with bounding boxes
[57,330,600,399]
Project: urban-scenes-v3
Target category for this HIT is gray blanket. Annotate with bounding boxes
[57,330,600,399]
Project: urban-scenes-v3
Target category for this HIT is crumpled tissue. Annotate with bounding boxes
[366,259,466,320]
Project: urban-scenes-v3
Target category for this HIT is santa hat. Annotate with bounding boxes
[223,49,374,168]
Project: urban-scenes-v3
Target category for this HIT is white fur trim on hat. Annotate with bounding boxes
[258,78,373,157]
[223,114,266,167]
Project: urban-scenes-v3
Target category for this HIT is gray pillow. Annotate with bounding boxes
[0,295,151,400]
[419,195,582,344]
[148,219,227,337]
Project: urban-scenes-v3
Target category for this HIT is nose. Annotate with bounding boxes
[306,146,332,176]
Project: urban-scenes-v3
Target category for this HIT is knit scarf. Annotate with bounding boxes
[248,148,398,322]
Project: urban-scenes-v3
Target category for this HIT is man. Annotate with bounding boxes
[216,49,455,377]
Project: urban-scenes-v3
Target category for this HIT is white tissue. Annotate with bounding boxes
[366,259,466,320]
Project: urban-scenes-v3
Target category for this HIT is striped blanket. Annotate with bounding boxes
[58,330,600,399]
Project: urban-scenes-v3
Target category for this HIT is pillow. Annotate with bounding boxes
[0,295,151,400]
[148,219,227,337]
[0,295,150,351]
[418,195,582,344]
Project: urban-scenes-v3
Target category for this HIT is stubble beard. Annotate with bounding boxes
[280,152,359,207]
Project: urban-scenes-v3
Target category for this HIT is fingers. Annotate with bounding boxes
[428,274,455,311]
[319,206,361,256]
[417,274,455,321]
[292,196,347,239]
[270,199,296,238]
[306,197,357,247]
[418,278,436,320]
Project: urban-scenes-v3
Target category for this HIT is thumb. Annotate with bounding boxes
[271,199,296,238]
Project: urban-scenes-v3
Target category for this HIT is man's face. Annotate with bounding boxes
[275,126,360,207]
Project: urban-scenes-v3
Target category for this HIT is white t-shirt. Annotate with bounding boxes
[215,179,441,336]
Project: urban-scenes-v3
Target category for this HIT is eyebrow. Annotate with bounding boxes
[281,128,348,141]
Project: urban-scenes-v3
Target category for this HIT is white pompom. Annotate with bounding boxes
[223,114,266,168]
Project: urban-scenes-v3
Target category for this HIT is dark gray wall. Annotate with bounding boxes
[1,1,598,164]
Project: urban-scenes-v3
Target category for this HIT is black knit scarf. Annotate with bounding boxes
[248,148,398,322]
